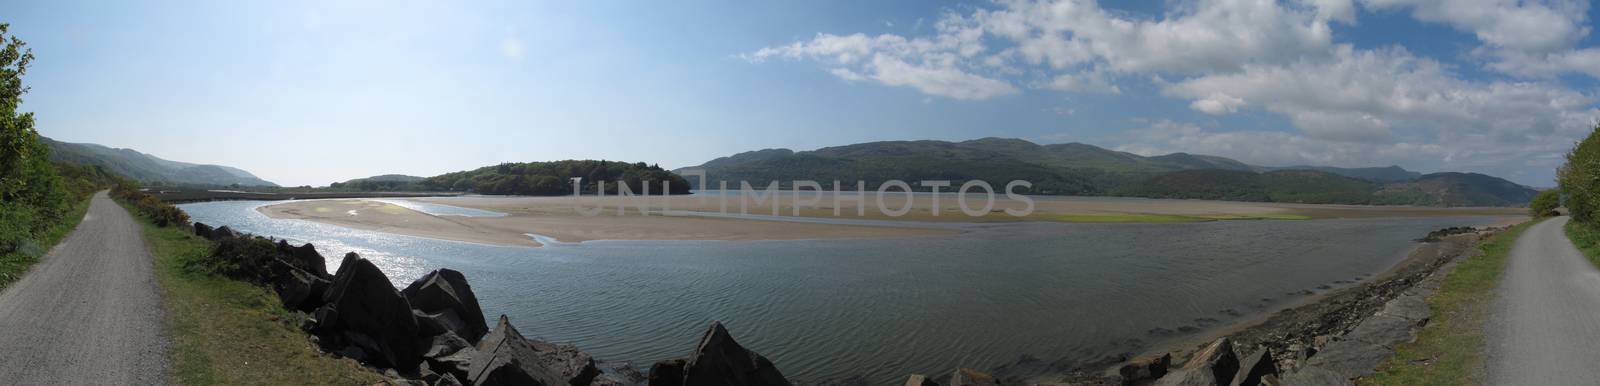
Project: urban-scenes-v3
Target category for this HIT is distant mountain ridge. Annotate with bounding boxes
[678,138,1536,207]
[43,137,278,187]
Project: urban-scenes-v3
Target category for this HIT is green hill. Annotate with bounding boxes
[42,137,277,187]
[680,138,1536,207]
[334,161,690,196]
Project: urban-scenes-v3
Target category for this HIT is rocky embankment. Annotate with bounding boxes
[186,221,1496,386]
[1004,227,1495,386]
[191,222,792,386]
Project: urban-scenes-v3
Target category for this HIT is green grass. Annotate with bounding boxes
[1363,219,1538,386]
[119,201,383,386]
[0,196,91,291]
[1563,220,1600,268]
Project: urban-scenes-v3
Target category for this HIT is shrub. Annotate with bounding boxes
[1559,124,1600,223]
[1530,189,1560,217]
[112,183,189,228]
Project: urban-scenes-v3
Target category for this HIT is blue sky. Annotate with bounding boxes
[8,0,1599,187]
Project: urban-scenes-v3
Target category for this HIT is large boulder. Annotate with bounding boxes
[273,266,331,312]
[422,330,476,381]
[211,225,238,240]
[677,321,790,386]
[647,359,686,386]
[1230,349,1279,386]
[1156,338,1239,386]
[193,222,215,239]
[1120,353,1171,386]
[275,240,329,278]
[314,254,425,370]
[403,269,489,343]
[466,315,600,386]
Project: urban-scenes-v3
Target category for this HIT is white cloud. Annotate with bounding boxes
[1361,0,1598,79]
[742,0,1600,182]
[1162,45,1598,145]
[1360,0,1589,53]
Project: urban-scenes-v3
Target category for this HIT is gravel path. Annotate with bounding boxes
[1486,216,1600,385]
[0,191,169,384]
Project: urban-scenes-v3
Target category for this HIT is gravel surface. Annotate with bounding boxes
[0,191,169,385]
[1486,216,1600,385]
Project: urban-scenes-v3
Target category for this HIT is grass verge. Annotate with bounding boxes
[1563,219,1600,267]
[0,197,91,291]
[118,200,383,385]
[1362,219,1538,386]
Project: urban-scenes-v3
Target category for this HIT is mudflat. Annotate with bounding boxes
[257,193,1525,247]
[257,198,955,247]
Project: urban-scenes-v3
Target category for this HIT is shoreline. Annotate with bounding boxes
[996,223,1498,385]
[254,198,959,247]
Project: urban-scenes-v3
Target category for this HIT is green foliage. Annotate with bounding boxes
[1559,124,1600,223]
[190,234,279,283]
[332,160,692,196]
[0,23,70,258]
[1110,169,1380,204]
[112,183,189,228]
[1530,189,1560,217]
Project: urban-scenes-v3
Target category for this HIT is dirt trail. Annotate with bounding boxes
[0,191,169,384]
[1486,216,1600,385]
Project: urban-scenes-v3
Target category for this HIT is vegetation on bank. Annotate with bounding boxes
[330,160,691,196]
[0,24,119,290]
[1558,124,1600,222]
[1558,124,1600,268]
[116,199,382,385]
[1364,220,1537,385]
[1563,220,1600,268]
[1529,189,1559,217]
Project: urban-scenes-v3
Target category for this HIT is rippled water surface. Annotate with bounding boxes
[181,200,1497,383]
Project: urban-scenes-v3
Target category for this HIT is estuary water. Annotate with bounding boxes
[180,199,1498,384]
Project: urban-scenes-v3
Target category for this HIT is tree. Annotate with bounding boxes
[1530,189,1560,217]
[1558,124,1600,223]
[0,23,68,253]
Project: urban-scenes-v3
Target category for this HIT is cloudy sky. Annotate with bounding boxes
[10,0,1600,187]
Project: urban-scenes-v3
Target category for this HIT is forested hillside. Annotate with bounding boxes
[336,160,690,196]
[42,137,277,187]
[681,138,1538,207]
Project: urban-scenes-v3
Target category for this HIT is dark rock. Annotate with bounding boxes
[592,363,647,386]
[647,359,686,386]
[193,222,215,239]
[1230,349,1278,386]
[285,242,330,278]
[211,225,237,240]
[1119,353,1171,385]
[403,269,489,344]
[431,374,464,386]
[314,254,425,370]
[680,322,790,386]
[273,266,331,312]
[1175,338,1238,386]
[903,374,938,386]
[945,368,998,386]
[466,315,600,386]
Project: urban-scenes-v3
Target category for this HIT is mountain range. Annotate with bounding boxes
[677,138,1537,207]
[42,137,278,187]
